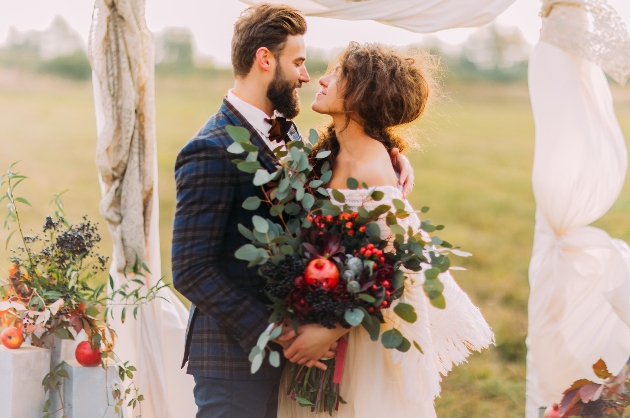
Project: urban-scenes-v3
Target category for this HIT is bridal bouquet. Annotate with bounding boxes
[226,126,457,414]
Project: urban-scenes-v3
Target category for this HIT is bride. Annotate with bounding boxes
[276,42,494,417]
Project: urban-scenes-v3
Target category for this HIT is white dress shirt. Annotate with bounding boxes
[226,89,285,152]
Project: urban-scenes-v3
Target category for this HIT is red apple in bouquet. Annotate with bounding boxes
[75,341,102,367]
[304,258,339,290]
[1,326,24,349]
[543,403,560,418]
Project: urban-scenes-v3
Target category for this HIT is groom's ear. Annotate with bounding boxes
[254,47,275,74]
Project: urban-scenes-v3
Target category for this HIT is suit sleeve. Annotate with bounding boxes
[171,140,270,353]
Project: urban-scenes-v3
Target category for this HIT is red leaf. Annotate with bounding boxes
[578,383,604,403]
[564,379,594,394]
[69,314,83,335]
[593,359,613,380]
[559,389,581,417]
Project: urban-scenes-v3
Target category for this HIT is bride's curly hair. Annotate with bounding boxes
[310,42,440,171]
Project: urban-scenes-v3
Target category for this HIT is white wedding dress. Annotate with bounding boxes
[277,186,494,417]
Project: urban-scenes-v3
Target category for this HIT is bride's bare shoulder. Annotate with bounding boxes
[354,143,398,188]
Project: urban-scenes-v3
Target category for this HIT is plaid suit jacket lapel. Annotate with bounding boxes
[220,99,279,173]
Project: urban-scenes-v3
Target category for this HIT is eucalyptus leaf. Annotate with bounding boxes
[278,177,290,192]
[392,199,405,210]
[389,224,405,236]
[425,268,440,281]
[316,187,329,197]
[396,337,411,353]
[269,204,285,217]
[393,302,417,323]
[253,169,272,186]
[430,294,446,309]
[252,215,269,233]
[226,125,251,144]
[331,190,346,203]
[381,328,403,349]
[248,345,261,362]
[269,351,281,367]
[226,142,245,154]
[251,353,263,374]
[301,193,315,210]
[365,223,381,237]
[346,177,359,190]
[309,180,323,188]
[362,316,381,341]
[235,244,260,261]
[269,326,282,340]
[308,129,319,145]
[320,171,332,183]
[242,196,261,210]
[344,309,364,326]
[371,190,384,201]
[238,161,261,174]
[316,150,331,159]
[280,245,294,255]
[358,293,376,303]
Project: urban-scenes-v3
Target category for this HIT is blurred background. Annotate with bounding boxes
[0,1,629,416]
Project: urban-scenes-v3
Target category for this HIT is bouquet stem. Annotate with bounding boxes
[288,357,345,415]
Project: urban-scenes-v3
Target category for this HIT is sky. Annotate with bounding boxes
[1,0,630,65]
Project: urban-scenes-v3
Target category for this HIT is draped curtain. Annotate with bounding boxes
[526,1,630,416]
[89,0,196,416]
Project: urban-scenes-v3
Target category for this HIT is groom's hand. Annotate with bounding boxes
[279,323,348,371]
[390,148,414,199]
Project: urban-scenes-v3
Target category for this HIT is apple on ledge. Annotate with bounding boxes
[75,340,102,367]
[0,326,24,349]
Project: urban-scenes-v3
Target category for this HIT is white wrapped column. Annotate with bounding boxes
[0,346,50,418]
[526,8,630,416]
[60,360,120,418]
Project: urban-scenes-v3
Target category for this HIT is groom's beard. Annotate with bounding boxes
[266,66,301,120]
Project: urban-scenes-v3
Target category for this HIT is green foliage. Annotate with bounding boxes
[37,51,92,80]
[0,164,167,418]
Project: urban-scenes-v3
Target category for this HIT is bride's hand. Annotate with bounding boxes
[390,148,414,199]
[279,323,348,370]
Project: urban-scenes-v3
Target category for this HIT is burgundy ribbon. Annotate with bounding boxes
[333,337,348,384]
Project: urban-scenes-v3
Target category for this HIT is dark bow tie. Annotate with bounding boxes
[265,116,293,143]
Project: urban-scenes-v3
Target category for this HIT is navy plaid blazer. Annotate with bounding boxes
[172,99,301,380]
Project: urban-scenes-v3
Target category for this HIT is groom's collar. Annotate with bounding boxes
[226,89,273,141]
[220,98,279,173]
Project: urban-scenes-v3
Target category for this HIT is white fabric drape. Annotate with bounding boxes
[240,0,516,33]
[89,1,196,417]
[526,3,630,416]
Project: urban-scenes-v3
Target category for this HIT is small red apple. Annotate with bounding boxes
[543,403,560,418]
[75,341,101,367]
[1,326,24,349]
[304,258,339,290]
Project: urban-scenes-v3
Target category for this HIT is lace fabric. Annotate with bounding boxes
[540,0,630,85]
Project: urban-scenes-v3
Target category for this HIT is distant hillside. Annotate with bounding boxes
[0,18,531,83]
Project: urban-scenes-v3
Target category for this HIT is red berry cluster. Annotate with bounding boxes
[358,243,386,264]
[307,212,363,236]
[366,263,396,312]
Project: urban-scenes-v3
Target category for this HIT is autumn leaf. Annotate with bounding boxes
[593,359,613,380]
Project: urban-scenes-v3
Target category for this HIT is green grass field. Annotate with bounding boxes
[1,68,629,417]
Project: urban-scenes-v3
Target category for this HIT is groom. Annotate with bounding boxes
[172,3,414,417]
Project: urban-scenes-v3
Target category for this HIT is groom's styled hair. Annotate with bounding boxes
[231,3,307,77]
